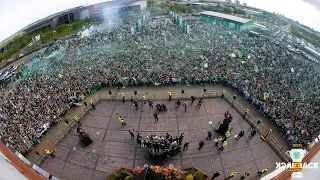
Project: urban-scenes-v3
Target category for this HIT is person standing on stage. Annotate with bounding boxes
[183,141,189,150]
[240,172,250,179]
[45,149,55,158]
[248,128,257,139]
[235,131,245,141]
[148,100,153,109]
[243,108,249,118]
[211,171,221,179]
[257,167,269,176]
[196,98,203,108]
[118,116,126,126]
[219,141,227,151]
[226,172,237,179]
[90,99,95,109]
[183,101,188,111]
[153,112,159,122]
[206,131,212,141]
[121,93,125,102]
[129,130,134,139]
[191,96,195,104]
[168,92,172,101]
[215,136,223,146]
[198,141,204,150]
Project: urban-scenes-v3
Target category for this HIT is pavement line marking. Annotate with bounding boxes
[203,100,227,179]
[133,101,143,168]
[90,100,116,180]
[174,101,183,168]
[59,145,72,177]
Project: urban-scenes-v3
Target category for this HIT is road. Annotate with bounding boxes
[1,49,44,71]
[271,30,320,72]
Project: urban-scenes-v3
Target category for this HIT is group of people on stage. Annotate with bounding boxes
[136,132,185,157]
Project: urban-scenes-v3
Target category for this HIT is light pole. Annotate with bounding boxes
[181,89,184,101]
[109,90,112,102]
[203,88,207,98]
[232,94,237,107]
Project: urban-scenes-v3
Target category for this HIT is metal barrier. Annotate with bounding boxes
[102,91,219,101]
[33,94,100,165]
[224,93,291,163]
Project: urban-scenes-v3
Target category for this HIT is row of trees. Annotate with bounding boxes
[291,25,320,48]
[0,34,33,62]
[168,4,245,15]
[0,20,87,62]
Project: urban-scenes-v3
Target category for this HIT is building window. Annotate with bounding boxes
[64,15,69,24]
[69,13,74,22]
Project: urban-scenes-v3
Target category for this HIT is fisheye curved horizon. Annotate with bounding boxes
[0,1,319,180]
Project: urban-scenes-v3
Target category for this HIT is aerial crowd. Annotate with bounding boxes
[0,16,319,155]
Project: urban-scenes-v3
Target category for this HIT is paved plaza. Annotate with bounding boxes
[41,98,282,180]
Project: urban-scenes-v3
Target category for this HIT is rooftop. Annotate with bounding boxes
[200,11,252,24]
[24,5,90,31]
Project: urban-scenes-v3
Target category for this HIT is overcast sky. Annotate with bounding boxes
[0,0,320,42]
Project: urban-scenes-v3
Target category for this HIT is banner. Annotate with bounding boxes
[186,25,190,34]
[92,4,101,15]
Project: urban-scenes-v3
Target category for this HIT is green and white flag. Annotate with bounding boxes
[136,22,139,31]
[186,25,190,34]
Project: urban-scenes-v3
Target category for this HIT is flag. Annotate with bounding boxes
[201,62,208,68]
[230,53,236,58]
[263,92,269,101]
[291,68,294,73]
[58,74,64,79]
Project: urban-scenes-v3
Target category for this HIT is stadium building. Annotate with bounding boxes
[24,0,147,35]
[200,11,254,30]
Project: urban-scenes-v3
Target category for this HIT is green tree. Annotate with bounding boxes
[193,171,204,180]
[195,6,202,12]
[56,24,68,33]
[222,7,232,14]
[72,21,84,30]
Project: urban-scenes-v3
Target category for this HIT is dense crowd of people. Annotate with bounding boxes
[135,131,184,157]
[0,16,319,155]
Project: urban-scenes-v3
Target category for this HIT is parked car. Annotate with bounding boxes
[9,65,17,72]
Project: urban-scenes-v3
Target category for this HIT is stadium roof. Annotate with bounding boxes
[24,5,89,31]
[200,11,252,24]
